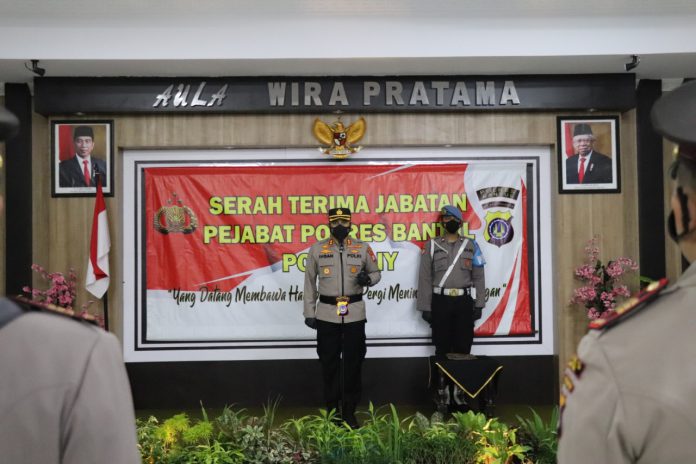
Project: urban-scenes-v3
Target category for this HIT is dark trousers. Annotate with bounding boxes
[316,319,366,406]
[431,293,474,357]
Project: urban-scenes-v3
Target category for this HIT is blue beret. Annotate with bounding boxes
[441,205,463,222]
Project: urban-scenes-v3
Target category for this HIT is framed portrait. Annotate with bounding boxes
[51,120,114,197]
[557,115,620,194]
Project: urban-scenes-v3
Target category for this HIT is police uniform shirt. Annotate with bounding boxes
[303,237,381,323]
[558,262,696,463]
[416,236,486,310]
[0,301,140,463]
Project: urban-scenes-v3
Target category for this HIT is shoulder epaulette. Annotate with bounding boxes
[11,295,99,326]
[588,278,669,331]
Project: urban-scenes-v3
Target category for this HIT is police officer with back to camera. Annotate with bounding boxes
[303,207,381,428]
[558,80,696,463]
[0,105,140,463]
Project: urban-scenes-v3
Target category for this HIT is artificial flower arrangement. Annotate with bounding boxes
[22,264,103,327]
[570,236,639,320]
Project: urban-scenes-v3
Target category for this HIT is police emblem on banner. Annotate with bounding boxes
[312,117,366,159]
[154,192,198,234]
[476,185,519,248]
[484,211,514,247]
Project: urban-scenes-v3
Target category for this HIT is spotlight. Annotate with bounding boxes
[25,59,46,77]
[624,55,640,72]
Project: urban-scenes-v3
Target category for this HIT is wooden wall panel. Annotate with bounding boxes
[32,113,49,283]
[29,110,640,382]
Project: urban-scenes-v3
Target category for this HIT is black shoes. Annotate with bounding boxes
[342,402,360,429]
[326,402,360,428]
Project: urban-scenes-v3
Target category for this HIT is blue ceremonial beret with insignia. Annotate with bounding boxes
[441,205,463,222]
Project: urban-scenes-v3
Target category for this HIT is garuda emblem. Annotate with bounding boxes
[312,117,366,159]
[154,193,198,235]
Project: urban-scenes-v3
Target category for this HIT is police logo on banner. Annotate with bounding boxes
[154,192,198,235]
[476,186,519,248]
[484,211,514,247]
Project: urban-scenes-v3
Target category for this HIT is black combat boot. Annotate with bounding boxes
[342,402,360,429]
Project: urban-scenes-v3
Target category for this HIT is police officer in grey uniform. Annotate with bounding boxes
[558,80,696,463]
[417,205,486,358]
[0,106,140,463]
[303,207,381,428]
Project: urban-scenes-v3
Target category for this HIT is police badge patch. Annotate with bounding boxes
[483,211,514,247]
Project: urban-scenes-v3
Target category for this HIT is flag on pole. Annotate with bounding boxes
[86,174,110,298]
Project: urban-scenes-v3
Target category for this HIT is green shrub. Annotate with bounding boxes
[136,403,557,464]
[402,414,475,464]
[515,407,559,464]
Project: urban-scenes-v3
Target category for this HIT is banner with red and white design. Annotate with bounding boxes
[123,147,552,361]
[86,176,110,298]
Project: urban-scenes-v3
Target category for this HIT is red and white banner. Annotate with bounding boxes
[86,177,110,298]
[123,147,553,361]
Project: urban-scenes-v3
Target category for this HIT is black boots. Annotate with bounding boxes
[342,402,360,429]
[326,402,360,428]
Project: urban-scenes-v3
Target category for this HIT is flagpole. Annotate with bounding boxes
[102,293,109,331]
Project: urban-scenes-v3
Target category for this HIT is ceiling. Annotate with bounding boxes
[1,0,695,87]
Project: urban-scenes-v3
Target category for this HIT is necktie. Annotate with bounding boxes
[578,157,586,183]
[83,159,91,186]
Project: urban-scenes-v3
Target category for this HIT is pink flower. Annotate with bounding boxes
[572,237,637,320]
[24,265,93,317]
[574,264,595,280]
[613,285,630,297]
[587,308,602,319]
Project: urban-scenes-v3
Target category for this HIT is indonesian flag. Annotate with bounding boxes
[86,176,110,298]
